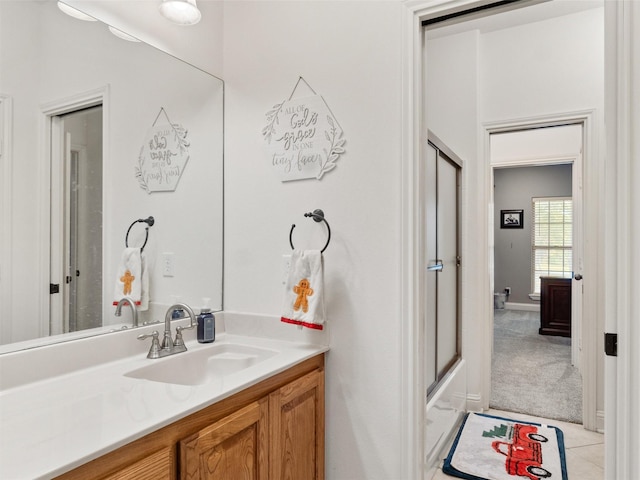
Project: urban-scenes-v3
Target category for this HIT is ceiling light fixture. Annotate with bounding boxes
[158,0,202,26]
[108,26,142,43]
[57,2,97,22]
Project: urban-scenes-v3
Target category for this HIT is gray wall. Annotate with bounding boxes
[494,164,572,304]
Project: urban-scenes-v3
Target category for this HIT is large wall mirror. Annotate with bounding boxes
[0,1,224,353]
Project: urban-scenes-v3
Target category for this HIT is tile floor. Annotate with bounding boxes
[431,409,605,480]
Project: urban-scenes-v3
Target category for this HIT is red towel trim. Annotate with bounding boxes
[281,316,324,330]
[112,300,142,306]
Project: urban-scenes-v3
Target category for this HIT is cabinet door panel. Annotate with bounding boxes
[180,398,268,480]
[540,276,572,337]
[270,369,324,480]
[102,447,173,480]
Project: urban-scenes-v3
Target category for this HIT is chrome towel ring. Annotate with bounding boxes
[289,209,331,253]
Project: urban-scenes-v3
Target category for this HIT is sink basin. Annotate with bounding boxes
[124,343,278,386]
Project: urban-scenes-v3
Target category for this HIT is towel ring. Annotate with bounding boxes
[125,216,155,253]
[289,209,331,253]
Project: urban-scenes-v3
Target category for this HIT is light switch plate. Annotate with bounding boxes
[162,252,175,277]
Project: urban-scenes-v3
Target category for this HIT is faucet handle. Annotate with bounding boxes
[137,331,161,359]
[137,331,158,341]
[173,326,188,353]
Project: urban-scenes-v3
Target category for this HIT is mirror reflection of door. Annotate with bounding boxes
[50,106,102,335]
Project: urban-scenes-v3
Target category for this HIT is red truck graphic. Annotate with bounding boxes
[492,423,551,480]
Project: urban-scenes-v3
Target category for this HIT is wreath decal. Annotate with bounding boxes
[136,113,190,193]
[263,93,346,182]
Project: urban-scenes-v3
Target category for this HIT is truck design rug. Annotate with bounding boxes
[443,413,568,480]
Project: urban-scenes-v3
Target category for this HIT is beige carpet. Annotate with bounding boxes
[490,309,582,424]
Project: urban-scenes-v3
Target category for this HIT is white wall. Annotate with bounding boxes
[223,2,405,478]
[491,125,584,164]
[63,0,224,77]
[0,2,43,342]
[481,8,604,122]
[426,30,479,162]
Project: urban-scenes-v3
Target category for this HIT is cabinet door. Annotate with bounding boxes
[180,397,269,480]
[269,369,325,480]
[540,277,572,337]
[102,447,174,480]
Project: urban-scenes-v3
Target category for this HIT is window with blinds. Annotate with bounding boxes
[532,197,573,293]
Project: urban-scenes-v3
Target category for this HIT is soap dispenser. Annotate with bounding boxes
[197,298,215,343]
[171,295,184,320]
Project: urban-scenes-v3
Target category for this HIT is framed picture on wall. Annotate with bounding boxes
[500,209,524,229]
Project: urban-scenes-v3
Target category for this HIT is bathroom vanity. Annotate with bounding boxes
[0,314,328,479]
[58,355,324,480]
[539,276,572,337]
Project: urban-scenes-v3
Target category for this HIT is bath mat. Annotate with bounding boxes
[443,412,567,480]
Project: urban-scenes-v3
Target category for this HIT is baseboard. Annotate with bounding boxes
[466,393,483,412]
[596,410,605,433]
[504,302,540,312]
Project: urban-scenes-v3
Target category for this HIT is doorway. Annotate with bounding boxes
[490,124,583,423]
[485,117,598,431]
[405,0,632,478]
[49,105,103,335]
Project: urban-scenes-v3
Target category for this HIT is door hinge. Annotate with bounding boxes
[604,333,617,357]
[50,283,60,294]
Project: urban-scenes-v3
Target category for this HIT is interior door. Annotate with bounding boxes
[49,119,65,335]
[49,106,103,335]
[425,138,461,395]
[67,148,79,331]
[571,152,584,369]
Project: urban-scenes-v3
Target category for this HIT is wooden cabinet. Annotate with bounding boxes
[269,369,325,480]
[180,398,269,479]
[56,355,324,480]
[539,276,571,337]
[102,448,174,480]
[179,369,324,480]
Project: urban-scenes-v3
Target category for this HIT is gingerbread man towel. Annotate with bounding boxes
[281,249,325,330]
[112,247,149,311]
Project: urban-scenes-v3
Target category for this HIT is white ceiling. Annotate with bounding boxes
[426,0,603,39]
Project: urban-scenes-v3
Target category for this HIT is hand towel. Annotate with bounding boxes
[113,247,148,311]
[281,249,325,330]
[139,251,149,311]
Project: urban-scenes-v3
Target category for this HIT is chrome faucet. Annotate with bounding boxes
[115,296,138,328]
[138,303,196,359]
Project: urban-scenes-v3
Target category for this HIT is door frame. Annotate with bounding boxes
[603,2,639,478]
[39,86,109,336]
[484,112,598,432]
[0,95,12,343]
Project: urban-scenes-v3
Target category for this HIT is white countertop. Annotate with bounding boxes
[0,312,328,479]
